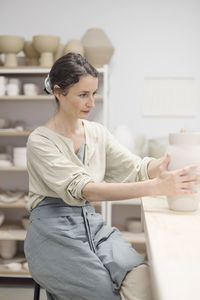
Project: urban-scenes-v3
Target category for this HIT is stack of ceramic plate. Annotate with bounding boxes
[0,153,12,167]
[13,147,26,167]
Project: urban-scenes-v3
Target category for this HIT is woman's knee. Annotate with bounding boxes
[120,264,153,300]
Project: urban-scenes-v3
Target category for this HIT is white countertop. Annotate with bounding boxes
[141,196,200,300]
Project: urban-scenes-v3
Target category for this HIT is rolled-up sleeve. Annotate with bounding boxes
[27,135,93,206]
[103,128,154,183]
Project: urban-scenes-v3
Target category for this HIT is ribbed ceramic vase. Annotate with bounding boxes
[167,132,200,211]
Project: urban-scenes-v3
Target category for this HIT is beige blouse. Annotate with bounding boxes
[26,120,153,211]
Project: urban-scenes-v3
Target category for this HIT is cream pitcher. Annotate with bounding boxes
[167,132,200,211]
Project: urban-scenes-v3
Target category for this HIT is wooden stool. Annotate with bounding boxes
[34,282,40,300]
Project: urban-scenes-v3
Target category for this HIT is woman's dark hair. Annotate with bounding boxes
[44,52,98,106]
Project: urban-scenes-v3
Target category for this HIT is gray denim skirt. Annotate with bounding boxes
[24,197,144,300]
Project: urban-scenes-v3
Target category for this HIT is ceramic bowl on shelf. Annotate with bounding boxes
[0,35,24,67]
[63,40,84,57]
[0,240,17,259]
[33,35,60,67]
[0,160,12,167]
[6,262,22,271]
[125,217,143,233]
[23,41,39,65]
[0,118,10,129]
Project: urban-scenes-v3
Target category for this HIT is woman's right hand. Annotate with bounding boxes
[153,154,200,196]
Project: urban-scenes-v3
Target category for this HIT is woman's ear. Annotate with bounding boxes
[53,84,62,99]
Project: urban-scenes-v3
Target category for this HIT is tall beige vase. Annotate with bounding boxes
[81,28,114,67]
[167,132,200,211]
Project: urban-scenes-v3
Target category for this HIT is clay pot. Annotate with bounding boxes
[167,132,200,211]
[63,40,84,57]
[0,240,17,259]
[81,28,114,67]
[33,35,60,67]
[23,41,39,65]
[0,35,24,67]
[125,217,143,233]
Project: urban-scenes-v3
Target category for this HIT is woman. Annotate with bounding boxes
[24,53,199,300]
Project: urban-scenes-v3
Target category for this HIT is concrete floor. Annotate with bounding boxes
[0,278,47,300]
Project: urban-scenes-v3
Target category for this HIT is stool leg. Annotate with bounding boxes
[34,282,40,300]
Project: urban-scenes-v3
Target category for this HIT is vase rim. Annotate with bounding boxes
[169,132,200,144]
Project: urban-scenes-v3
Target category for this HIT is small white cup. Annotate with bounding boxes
[0,76,7,85]
[6,83,19,96]
[13,147,27,166]
[23,83,38,96]
[0,84,6,96]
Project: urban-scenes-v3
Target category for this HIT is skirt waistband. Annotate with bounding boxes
[30,197,95,221]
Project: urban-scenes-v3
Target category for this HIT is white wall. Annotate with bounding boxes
[1,0,200,138]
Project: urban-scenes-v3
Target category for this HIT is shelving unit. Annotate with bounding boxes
[0,65,108,278]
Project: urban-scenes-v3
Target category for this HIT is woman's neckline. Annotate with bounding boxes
[38,119,87,142]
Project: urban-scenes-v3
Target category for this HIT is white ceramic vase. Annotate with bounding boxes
[167,132,200,211]
[0,240,17,259]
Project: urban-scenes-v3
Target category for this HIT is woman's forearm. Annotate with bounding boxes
[82,180,156,202]
[147,157,164,179]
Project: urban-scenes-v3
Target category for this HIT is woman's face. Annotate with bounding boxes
[56,75,98,119]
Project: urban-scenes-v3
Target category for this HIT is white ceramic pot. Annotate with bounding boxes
[0,240,17,259]
[13,147,27,167]
[167,132,200,211]
[6,83,19,96]
[125,217,143,233]
[23,83,38,96]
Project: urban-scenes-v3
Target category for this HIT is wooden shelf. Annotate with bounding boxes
[121,231,145,244]
[0,66,105,74]
[0,130,31,136]
[0,253,30,277]
[0,198,27,208]
[0,222,26,241]
[0,166,27,171]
